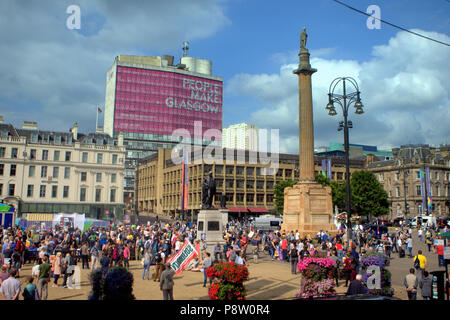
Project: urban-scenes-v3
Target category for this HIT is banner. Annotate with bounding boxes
[425,167,432,212]
[181,149,189,210]
[52,213,85,230]
[321,160,326,177]
[420,169,426,214]
[327,159,332,180]
[167,240,198,275]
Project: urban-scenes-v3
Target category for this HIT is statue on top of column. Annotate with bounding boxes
[300,27,307,50]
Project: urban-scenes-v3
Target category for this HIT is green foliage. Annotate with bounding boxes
[314,171,389,217]
[350,170,389,217]
[273,180,297,214]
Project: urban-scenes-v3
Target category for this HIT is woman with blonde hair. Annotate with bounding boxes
[52,252,62,287]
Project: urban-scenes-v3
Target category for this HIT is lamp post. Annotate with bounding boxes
[326,77,364,250]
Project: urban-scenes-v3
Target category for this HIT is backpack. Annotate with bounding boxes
[414,256,421,269]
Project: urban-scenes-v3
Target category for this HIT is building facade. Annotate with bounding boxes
[0,121,126,220]
[103,54,223,210]
[367,144,450,219]
[222,123,259,152]
[136,148,366,220]
[315,142,393,160]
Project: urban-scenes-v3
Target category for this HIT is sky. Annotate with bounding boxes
[0,0,449,154]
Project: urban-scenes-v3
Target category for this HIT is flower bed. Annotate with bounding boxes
[296,255,337,299]
[207,262,249,300]
[360,252,394,297]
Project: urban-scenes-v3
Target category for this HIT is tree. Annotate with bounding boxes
[314,174,346,211]
[350,170,389,217]
[273,180,296,215]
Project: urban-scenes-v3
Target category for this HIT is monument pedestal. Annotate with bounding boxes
[196,209,227,253]
[282,182,337,237]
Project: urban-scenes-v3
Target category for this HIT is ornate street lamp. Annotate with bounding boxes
[326,77,364,250]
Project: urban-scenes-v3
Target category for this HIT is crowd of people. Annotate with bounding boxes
[0,216,447,300]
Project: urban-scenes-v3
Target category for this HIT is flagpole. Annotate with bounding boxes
[96,106,99,131]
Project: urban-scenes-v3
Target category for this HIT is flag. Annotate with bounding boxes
[420,169,426,214]
[98,107,102,113]
[167,240,198,275]
[327,159,332,180]
[321,160,327,177]
[181,149,189,211]
[425,167,432,211]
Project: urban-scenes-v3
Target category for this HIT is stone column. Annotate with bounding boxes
[293,48,317,182]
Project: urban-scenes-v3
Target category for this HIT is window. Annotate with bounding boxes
[112,154,118,164]
[0,164,4,176]
[9,164,16,176]
[0,147,5,158]
[30,149,36,160]
[64,167,70,179]
[97,153,103,164]
[80,187,86,201]
[95,188,101,202]
[0,183,2,195]
[396,187,400,197]
[27,185,34,197]
[52,167,59,178]
[405,186,409,196]
[416,185,422,196]
[8,184,15,196]
[436,185,440,196]
[39,185,46,198]
[54,150,60,161]
[111,173,117,183]
[96,173,102,182]
[65,151,71,161]
[416,171,421,179]
[42,150,48,160]
[82,152,88,163]
[110,189,116,202]
[81,172,87,182]
[63,186,69,198]
[28,166,35,177]
[435,172,439,180]
[11,148,18,158]
[51,185,58,198]
[395,172,400,180]
[41,166,47,178]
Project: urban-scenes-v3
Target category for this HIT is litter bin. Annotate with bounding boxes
[430,270,446,300]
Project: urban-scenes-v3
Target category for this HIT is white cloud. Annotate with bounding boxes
[0,0,230,133]
[226,30,450,153]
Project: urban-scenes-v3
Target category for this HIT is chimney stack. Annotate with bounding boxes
[22,121,38,130]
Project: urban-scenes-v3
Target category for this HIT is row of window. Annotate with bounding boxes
[379,170,450,182]
[0,183,117,202]
[0,147,120,164]
[0,164,117,183]
[390,185,450,197]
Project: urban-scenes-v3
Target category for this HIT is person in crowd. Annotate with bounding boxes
[419,271,432,300]
[1,270,21,300]
[52,252,62,287]
[413,250,427,283]
[37,255,51,300]
[22,277,39,301]
[142,248,151,280]
[160,263,175,300]
[81,242,89,269]
[288,242,299,275]
[343,253,353,287]
[202,252,213,287]
[404,268,418,300]
[346,274,368,295]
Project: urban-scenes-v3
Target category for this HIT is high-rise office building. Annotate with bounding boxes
[222,123,258,152]
[104,53,223,210]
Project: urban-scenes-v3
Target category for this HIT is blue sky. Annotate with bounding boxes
[0,0,449,153]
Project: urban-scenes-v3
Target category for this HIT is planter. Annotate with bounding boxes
[207,262,249,300]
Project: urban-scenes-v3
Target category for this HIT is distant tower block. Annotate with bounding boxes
[182,41,189,57]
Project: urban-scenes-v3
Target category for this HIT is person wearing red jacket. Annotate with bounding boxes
[343,253,353,287]
[436,244,444,267]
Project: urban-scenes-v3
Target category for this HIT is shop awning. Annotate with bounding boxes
[227,207,248,213]
[248,207,269,213]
